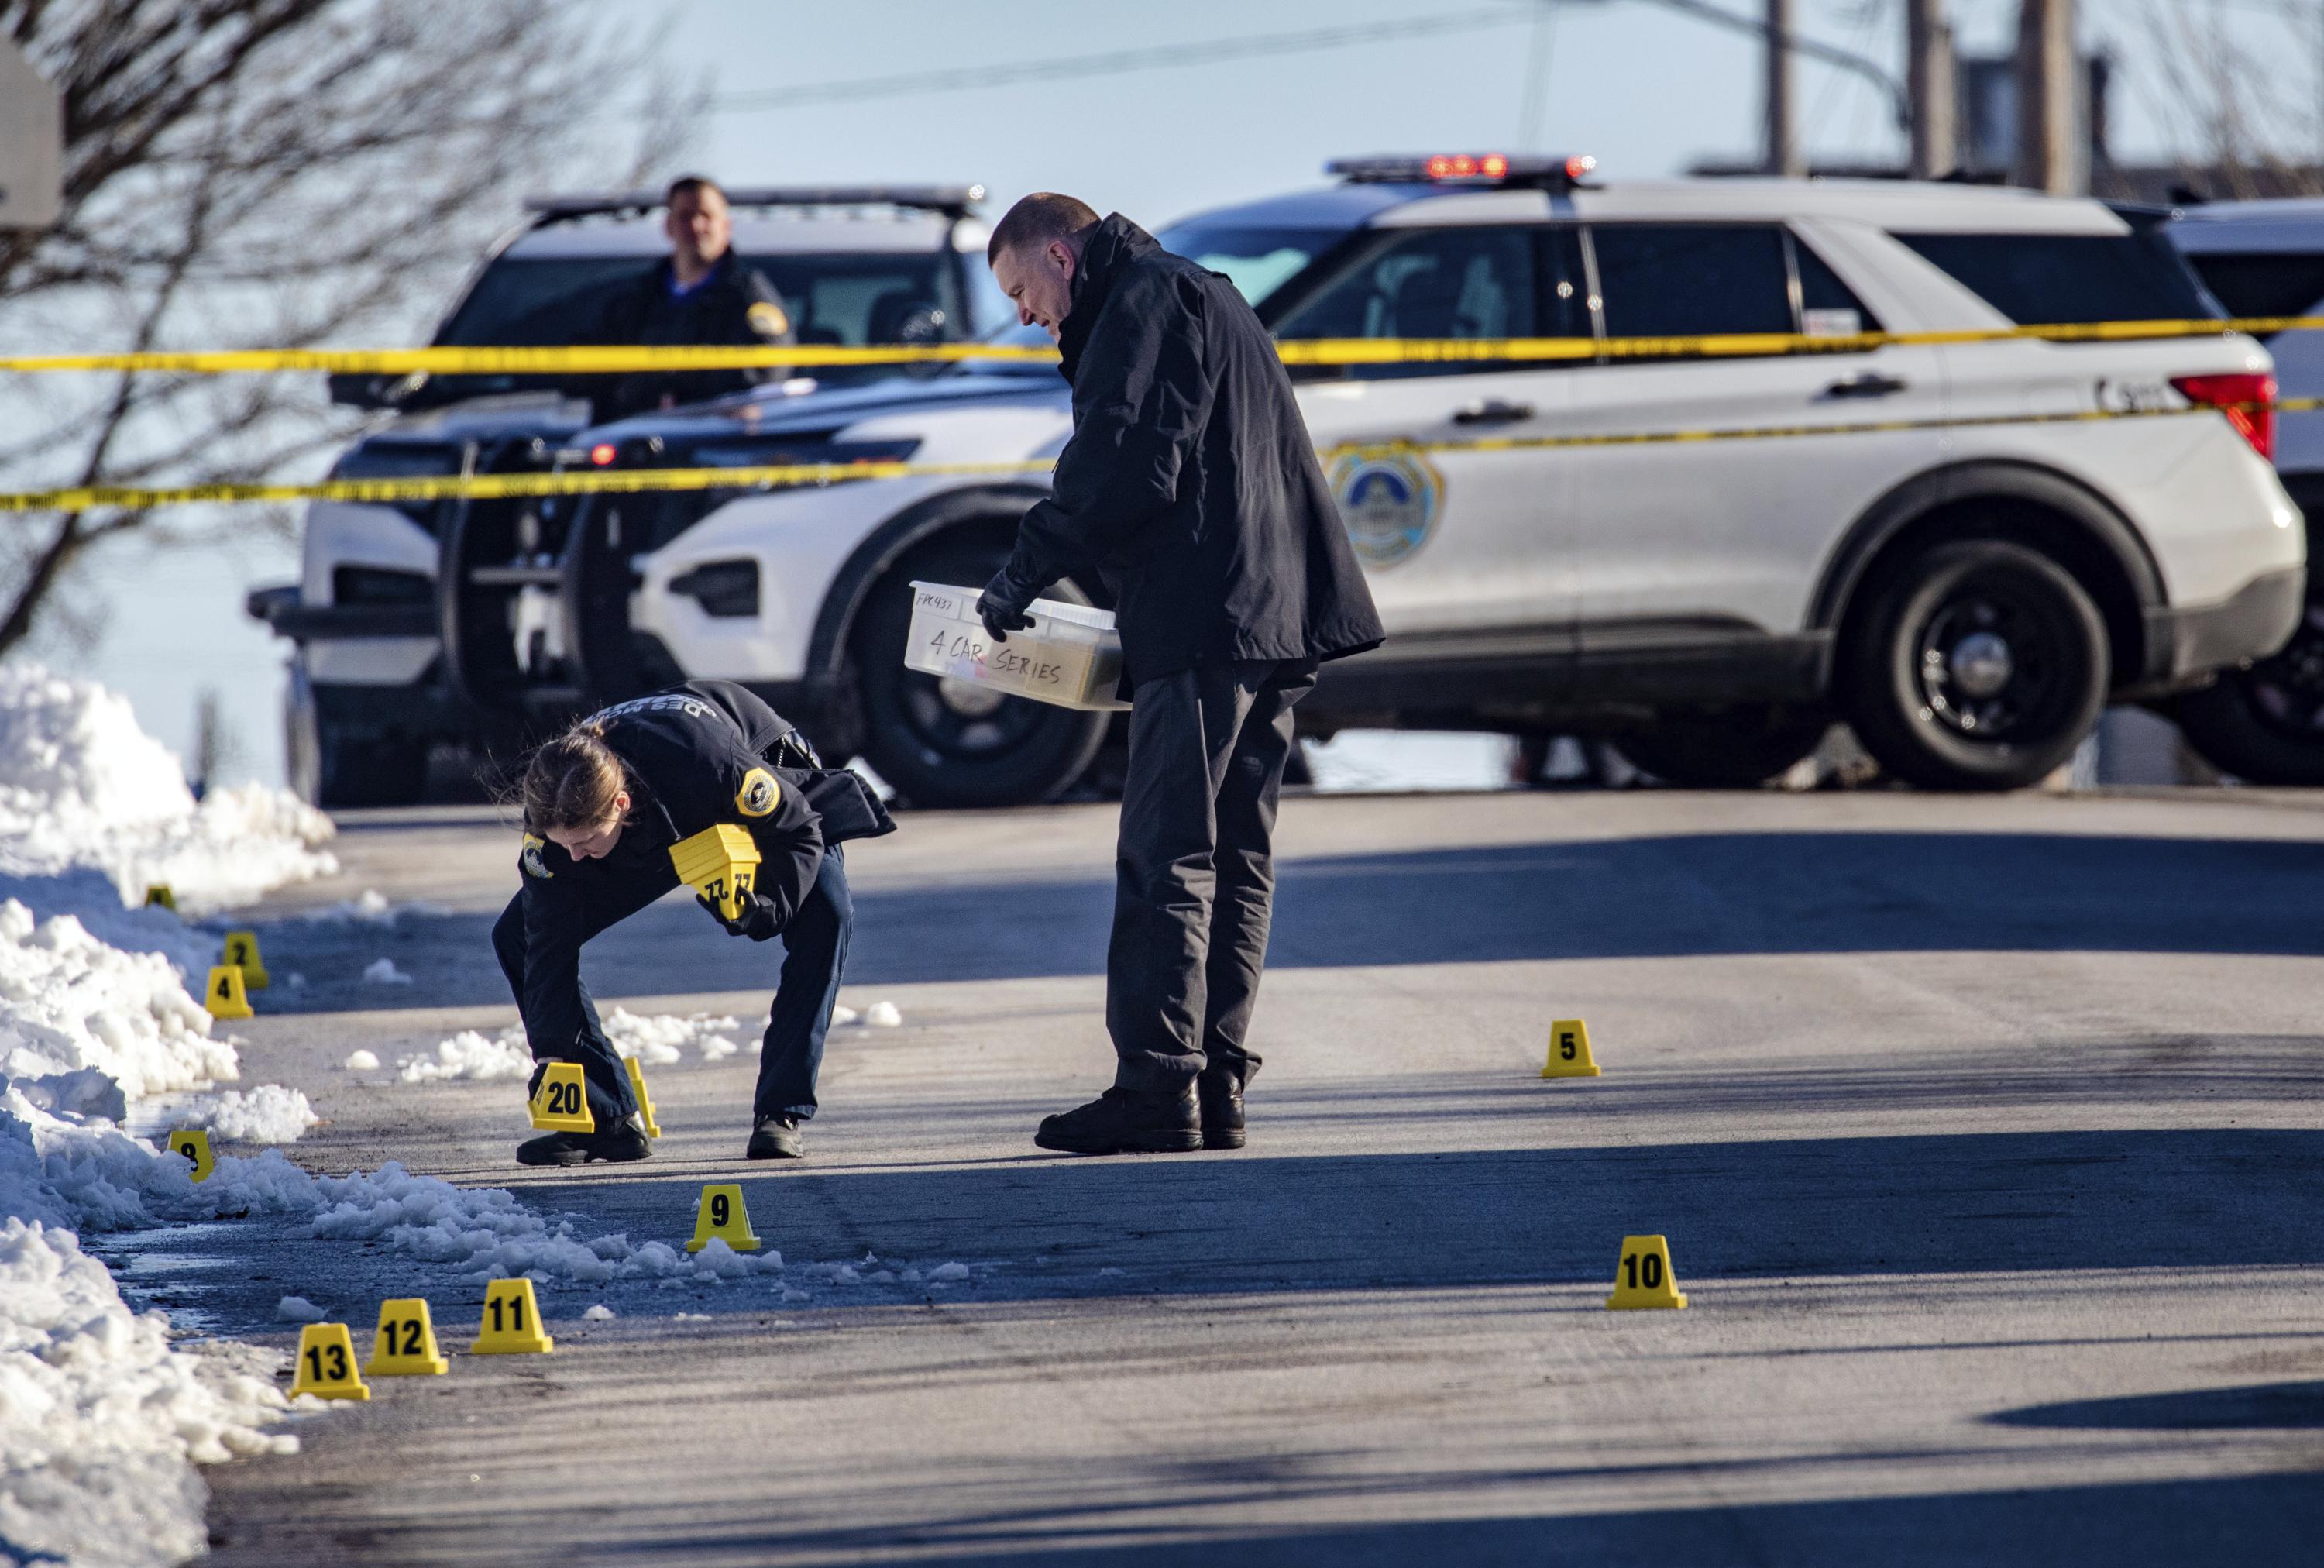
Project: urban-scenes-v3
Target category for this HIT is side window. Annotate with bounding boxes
[1277,228,1548,376]
[2179,251,2324,322]
[1590,225,1796,339]
[1791,235,1883,335]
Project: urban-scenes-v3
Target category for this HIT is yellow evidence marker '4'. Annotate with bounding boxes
[529,1061,594,1133]
[222,929,270,989]
[1605,1234,1689,1310]
[624,1056,662,1138]
[471,1278,554,1354]
[290,1322,370,1399]
[686,1182,761,1253]
[1542,1018,1600,1078]
[166,1128,214,1181]
[204,965,253,1020]
[671,822,761,922]
[365,1298,450,1376]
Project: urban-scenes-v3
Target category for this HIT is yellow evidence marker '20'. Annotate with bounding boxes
[528,1061,594,1133]
[290,1322,370,1400]
[222,929,270,989]
[1542,1018,1600,1078]
[471,1279,554,1354]
[624,1056,662,1138]
[365,1298,450,1376]
[671,823,761,923]
[204,965,253,1020]
[1605,1235,1689,1311]
[166,1128,214,1182]
[686,1182,761,1253]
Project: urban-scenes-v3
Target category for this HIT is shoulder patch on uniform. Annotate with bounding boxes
[747,301,788,339]
[521,834,554,879]
[735,768,779,818]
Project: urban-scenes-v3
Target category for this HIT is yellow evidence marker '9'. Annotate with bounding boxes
[686,1182,761,1253]
[365,1298,450,1376]
[1542,1018,1600,1078]
[1605,1235,1689,1311]
[624,1057,662,1138]
[471,1278,554,1354]
[166,1129,214,1182]
[528,1061,594,1133]
[290,1323,370,1400]
[203,965,253,1020]
[221,929,270,989]
[670,823,762,922]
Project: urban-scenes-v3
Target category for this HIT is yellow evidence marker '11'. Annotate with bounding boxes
[204,965,253,1020]
[670,823,761,922]
[528,1061,594,1133]
[624,1056,662,1138]
[471,1279,554,1354]
[290,1322,370,1399]
[166,1128,214,1182]
[1605,1234,1689,1310]
[686,1182,761,1253]
[1542,1018,1600,1078]
[365,1298,450,1376]
[221,929,269,989]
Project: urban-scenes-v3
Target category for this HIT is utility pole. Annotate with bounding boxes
[2014,0,2078,194]
[1906,0,1957,180]
[1763,0,1804,175]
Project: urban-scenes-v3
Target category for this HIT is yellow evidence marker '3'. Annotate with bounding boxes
[166,1128,214,1182]
[290,1322,370,1400]
[204,965,253,1020]
[365,1298,450,1376]
[624,1056,662,1138]
[686,1182,761,1253]
[1605,1235,1689,1310]
[1542,1018,1600,1078]
[671,823,762,922]
[472,1278,554,1354]
[529,1061,594,1133]
[222,929,270,989]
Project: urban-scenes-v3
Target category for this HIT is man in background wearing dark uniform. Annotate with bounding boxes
[589,174,796,420]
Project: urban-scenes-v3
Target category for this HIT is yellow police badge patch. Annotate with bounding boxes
[747,301,789,339]
[735,768,779,817]
[521,834,553,879]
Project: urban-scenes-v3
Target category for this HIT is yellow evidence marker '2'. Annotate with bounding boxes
[671,823,761,922]
[529,1061,594,1133]
[1542,1018,1600,1078]
[471,1279,554,1354]
[686,1182,761,1253]
[290,1323,370,1400]
[1605,1235,1689,1310]
[166,1128,214,1182]
[365,1298,450,1376]
[624,1056,662,1138]
[204,965,253,1020]
[222,929,269,989]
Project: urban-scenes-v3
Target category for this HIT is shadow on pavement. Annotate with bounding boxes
[1992,1380,2324,1430]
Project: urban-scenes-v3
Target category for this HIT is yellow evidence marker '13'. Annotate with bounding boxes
[1542,1018,1600,1078]
[1605,1235,1689,1310]
[290,1322,370,1400]
[166,1128,214,1181]
[222,929,269,989]
[204,965,253,1020]
[472,1278,554,1354]
[365,1298,450,1376]
[528,1061,594,1133]
[686,1182,761,1253]
[670,823,761,922]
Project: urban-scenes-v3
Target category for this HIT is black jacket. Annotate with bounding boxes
[588,254,795,419]
[1002,214,1384,693]
[514,681,892,1056]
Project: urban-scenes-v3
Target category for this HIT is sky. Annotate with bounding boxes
[55,0,2324,786]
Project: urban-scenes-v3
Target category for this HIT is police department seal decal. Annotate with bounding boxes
[520,833,553,879]
[1327,446,1443,568]
[735,767,779,818]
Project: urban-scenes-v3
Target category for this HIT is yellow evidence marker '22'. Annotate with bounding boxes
[529,1061,594,1133]
[671,823,761,923]
[166,1128,214,1181]
[290,1323,370,1400]
[1605,1235,1689,1310]
[204,965,253,1020]
[686,1182,761,1253]
[222,929,270,989]
[471,1279,554,1354]
[365,1298,450,1376]
[1542,1018,1600,1078]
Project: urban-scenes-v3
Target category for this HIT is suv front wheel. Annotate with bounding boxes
[1841,538,2109,791]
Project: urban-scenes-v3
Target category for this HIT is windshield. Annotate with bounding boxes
[1152,222,1345,307]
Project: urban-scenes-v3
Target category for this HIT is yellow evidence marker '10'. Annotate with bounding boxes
[365,1298,449,1376]
[686,1182,761,1253]
[1542,1018,1600,1078]
[528,1061,594,1133]
[471,1278,554,1354]
[290,1322,370,1399]
[143,884,175,911]
[670,823,761,922]
[166,1128,214,1182]
[1605,1234,1689,1310]
[222,929,270,989]
[624,1056,662,1138]
[204,965,253,1020]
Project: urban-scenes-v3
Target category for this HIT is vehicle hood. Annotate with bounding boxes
[574,369,1067,446]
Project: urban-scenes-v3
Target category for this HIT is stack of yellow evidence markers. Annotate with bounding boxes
[670,823,761,921]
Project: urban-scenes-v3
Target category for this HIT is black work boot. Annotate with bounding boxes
[746,1115,805,1160]
[1197,1074,1246,1151]
[516,1111,651,1167]
[1034,1087,1201,1155]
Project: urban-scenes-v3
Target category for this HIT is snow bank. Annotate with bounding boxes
[397,1028,530,1085]
[398,1009,741,1082]
[0,898,236,1102]
[167,1085,319,1145]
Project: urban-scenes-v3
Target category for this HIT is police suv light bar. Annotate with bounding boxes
[1325,154,1597,190]
[525,185,988,222]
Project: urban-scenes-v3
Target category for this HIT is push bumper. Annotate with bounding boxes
[2142,565,2306,685]
[246,584,435,641]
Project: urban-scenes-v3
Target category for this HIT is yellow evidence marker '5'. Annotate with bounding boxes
[687,1182,761,1253]
[166,1128,214,1181]
[529,1061,594,1133]
[365,1298,449,1376]
[472,1278,554,1354]
[1542,1018,1600,1078]
[671,823,762,923]
[290,1322,370,1400]
[222,929,269,989]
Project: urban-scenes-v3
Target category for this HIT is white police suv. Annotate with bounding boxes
[299,156,2303,805]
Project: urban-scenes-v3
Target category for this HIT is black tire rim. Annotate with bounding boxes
[1913,578,2068,742]
[2242,602,2324,736]
[897,669,1051,763]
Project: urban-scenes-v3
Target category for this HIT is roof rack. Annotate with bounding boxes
[524,185,988,224]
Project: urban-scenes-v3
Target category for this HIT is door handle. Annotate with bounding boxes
[1452,399,1536,425]
[1822,372,1909,400]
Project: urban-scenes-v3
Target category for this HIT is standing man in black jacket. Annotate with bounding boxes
[978,194,1384,1156]
[588,175,796,420]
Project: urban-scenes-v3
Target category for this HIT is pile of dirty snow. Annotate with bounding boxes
[0,898,237,1102]
[398,1008,744,1082]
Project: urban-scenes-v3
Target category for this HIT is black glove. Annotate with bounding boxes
[978,564,1039,644]
[698,889,780,941]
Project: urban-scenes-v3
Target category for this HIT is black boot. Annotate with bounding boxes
[746,1115,805,1159]
[516,1112,651,1167]
[1197,1073,1246,1151]
[1034,1087,1200,1155]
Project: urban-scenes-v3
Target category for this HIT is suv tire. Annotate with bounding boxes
[851,545,1110,809]
[285,664,428,810]
[1615,707,1831,789]
[1841,538,2109,792]
[2171,597,2324,784]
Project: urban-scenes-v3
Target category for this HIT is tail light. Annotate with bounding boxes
[2173,373,2277,462]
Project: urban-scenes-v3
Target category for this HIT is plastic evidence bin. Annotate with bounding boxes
[902,581,1130,712]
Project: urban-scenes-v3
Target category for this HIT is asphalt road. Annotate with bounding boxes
[167,784,2324,1565]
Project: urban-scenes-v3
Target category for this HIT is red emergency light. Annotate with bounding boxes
[1327,153,1597,191]
[589,442,618,466]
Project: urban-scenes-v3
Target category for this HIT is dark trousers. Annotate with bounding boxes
[1108,657,1318,1092]
[490,847,853,1130]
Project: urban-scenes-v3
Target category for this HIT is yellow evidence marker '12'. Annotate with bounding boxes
[686,1182,761,1253]
[365,1298,449,1376]
[623,1056,662,1138]
[143,884,175,911]
[204,965,253,1020]
[222,929,270,989]
[471,1278,554,1354]
[1542,1018,1600,1078]
[528,1061,594,1133]
[166,1128,214,1182]
[1605,1234,1689,1310]
[290,1322,370,1400]
[670,823,762,923]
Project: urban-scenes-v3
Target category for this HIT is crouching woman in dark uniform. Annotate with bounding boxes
[495,680,894,1166]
